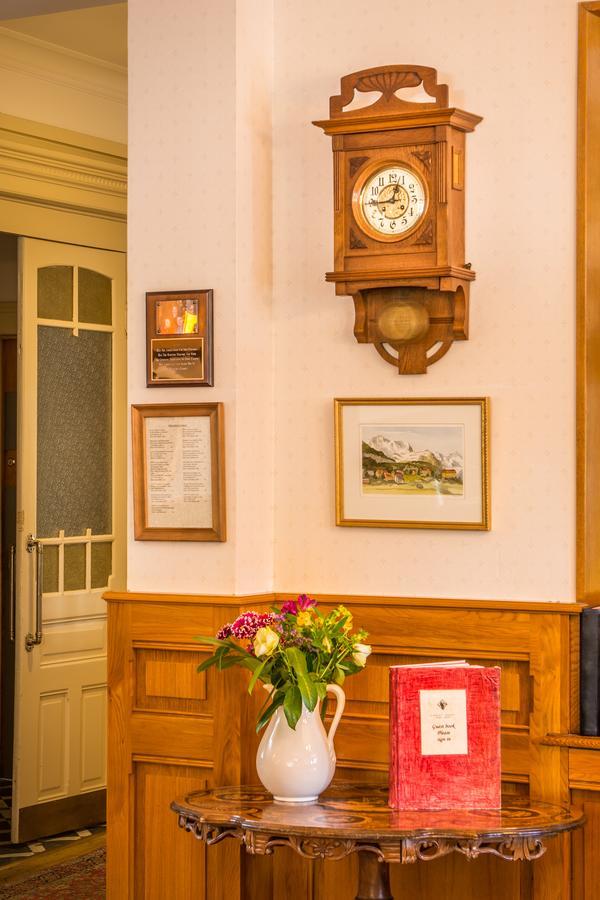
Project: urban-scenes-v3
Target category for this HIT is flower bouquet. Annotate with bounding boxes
[196,595,371,731]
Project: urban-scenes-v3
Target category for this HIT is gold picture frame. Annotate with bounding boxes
[334,398,490,530]
[132,403,226,541]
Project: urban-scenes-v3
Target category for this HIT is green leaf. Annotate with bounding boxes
[283,686,302,730]
[237,656,264,673]
[194,635,230,647]
[284,647,308,673]
[315,682,327,701]
[217,655,245,670]
[333,666,346,685]
[297,671,318,711]
[320,695,329,722]
[284,647,318,711]
[256,690,285,733]
[247,659,267,694]
[196,656,220,673]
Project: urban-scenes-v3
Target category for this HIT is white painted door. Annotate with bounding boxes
[12,238,126,842]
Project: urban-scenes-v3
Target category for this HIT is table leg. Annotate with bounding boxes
[355,852,393,900]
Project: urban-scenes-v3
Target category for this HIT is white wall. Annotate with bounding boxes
[272,0,577,602]
[127,0,578,602]
[127,0,274,594]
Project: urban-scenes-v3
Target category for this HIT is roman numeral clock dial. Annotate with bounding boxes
[313,65,482,374]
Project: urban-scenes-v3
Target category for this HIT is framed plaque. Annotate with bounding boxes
[146,289,213,387]
[132,403,226,541]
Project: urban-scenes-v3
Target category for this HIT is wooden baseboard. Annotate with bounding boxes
[17,789,105,843]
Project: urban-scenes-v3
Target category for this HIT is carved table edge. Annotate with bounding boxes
[175,813,550,863]
[541,732,600,750]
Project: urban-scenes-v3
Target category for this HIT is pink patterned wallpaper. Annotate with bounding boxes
[127,0,577,602]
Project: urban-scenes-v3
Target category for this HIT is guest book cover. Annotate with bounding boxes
[581,607,600,735]
[389,662,501,810]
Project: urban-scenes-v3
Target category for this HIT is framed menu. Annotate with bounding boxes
[132,403,226,541]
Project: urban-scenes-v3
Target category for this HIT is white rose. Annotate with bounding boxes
[352,642,372,667]
[253,626,280,658]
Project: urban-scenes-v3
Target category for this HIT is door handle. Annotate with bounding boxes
[9,543,15,642]
[25,534,43,652]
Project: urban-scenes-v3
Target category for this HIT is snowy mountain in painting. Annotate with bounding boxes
[365,434,464,476]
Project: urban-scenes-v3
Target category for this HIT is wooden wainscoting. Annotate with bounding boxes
[539,733,600,900]
[106,593,269,900]
[105,592,582,900]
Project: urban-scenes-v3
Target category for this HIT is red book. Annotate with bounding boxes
[389,662,501,810]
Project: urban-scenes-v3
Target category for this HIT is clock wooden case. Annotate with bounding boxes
[313,65,482,374]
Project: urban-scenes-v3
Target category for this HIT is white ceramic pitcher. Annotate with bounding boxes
[256,684,346,803]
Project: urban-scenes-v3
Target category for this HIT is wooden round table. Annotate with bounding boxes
[171,783,584,900]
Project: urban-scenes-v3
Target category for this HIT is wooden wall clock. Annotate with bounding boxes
[313,65,482,374]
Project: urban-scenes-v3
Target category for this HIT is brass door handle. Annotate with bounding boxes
[25,534,43,652]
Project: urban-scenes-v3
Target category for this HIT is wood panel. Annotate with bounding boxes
[577,0,600,603]
[566,734,600,900]
[134,761,209,900]
[134,647,210,715]
[106,591,580,899]
[106,596,248,899]
[572,789,600,900]
[570,749,600,791]
[529,614,572,899]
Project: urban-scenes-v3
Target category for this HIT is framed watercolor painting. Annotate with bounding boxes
[334,398,490,530]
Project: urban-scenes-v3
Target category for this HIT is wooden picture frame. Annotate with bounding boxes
[132,403,226,541]
[146,289,213,387]
[335,398,490,530]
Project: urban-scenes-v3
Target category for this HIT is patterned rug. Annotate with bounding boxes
[0,779,105,866]
[0,847,105,898]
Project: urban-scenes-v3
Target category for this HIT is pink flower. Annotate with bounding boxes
[297,594,317,611]
[281,599,298,615]
[281,594,317,617]
[217,623,232,640]
[230,611,274,641]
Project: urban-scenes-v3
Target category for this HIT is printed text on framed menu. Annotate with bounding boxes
[132,403,225,541]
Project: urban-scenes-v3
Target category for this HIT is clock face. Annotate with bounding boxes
[356,164,427,240]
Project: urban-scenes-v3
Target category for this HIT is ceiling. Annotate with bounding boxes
[1,2,126,67]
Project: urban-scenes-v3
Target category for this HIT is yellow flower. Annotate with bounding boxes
[296,610,313,628]
[352,642,372,667]
[253,626,280,658]
[322,636,332,653]
[338,604,353,631]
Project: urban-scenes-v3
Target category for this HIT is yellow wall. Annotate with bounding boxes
[0,24,126,143]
